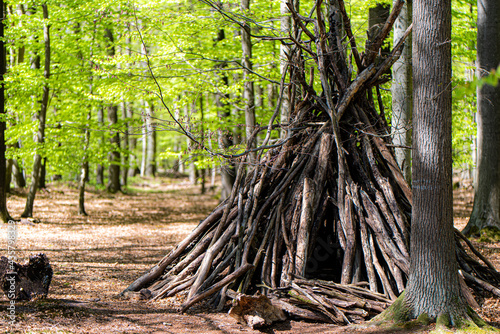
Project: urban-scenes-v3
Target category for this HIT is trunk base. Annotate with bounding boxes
[372,292,492,331]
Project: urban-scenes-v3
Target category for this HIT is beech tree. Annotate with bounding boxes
[22,3,50,218]
[404,0,463,320]
[463,0,500,235]
[0,0,11,223]
[241,0,255,162]
[391,0,412,183]
[379,0,486,327]
[104,28,121,194]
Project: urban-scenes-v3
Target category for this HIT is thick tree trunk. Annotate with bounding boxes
[0,0,11,223]
[22,4,50,218]
[463,0,500,235]
[403,0,467,322]
[391,0,412,184]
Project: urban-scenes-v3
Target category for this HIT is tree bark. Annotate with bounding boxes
[184,101,196,184]
[463,0,500,235]
[145,101,156,177]
[215,29,235,200]
[38,157,46,189]
[0,0,11,223]
[403,0,467,322]
[200,95,206,194]
[127,100,137,178]
[121,101,129,185]
[11,154,25,188]
[79,21,96,216]
[391,0,412,184]
[96,106,104,185]
[241,0,256,162]
[279,0,298,138]
[22,3,50,218]
[104,28,120,194]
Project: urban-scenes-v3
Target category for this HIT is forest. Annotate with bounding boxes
[0,0,499,333]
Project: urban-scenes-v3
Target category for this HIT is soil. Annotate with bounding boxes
[0,177,498,333]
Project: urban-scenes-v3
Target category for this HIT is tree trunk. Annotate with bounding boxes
[79,22,96,216]
[279,0,296,139]
[104,28,121,194]
[107,104,121,193]
[122,29,133,183]
[402,0,467,322]
[391,0,412,184]
[463,0,500,235]
[127,102,138,178]
[96,106,104,185]
[0,0,11,223]
[141,101,147,177]
[38,157,46,189]
[184,101,197,184]
[200,95,206,194]
[22,4,50,218]
[6,158,12,193]
[12,155,25,188]
[145,101,156,177]
[215,29,235,200]
[121,101,129,185]
[241,0,256,162]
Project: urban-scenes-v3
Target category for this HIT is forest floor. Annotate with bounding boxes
[0,176,498,334]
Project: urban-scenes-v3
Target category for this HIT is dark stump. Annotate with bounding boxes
[0,253,53,300]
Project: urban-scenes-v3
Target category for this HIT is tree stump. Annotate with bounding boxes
[0,253,53,300]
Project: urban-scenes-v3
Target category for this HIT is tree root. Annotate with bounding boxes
[369,292,497,333]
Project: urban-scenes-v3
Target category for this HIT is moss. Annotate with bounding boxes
[372,291,410,324]
[370,290,499,333]
[477,226,500,243]
[436,312,451,328]
[417,313,431,325]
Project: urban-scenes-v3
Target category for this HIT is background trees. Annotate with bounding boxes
[463,0,500,235]
[0,0,10,223]
[0,0,486,223]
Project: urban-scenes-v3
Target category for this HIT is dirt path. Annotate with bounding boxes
[0,177,497,333]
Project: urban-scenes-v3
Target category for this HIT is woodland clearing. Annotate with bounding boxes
[0,177,498,334]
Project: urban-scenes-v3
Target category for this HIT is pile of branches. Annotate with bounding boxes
[124,0,500,324]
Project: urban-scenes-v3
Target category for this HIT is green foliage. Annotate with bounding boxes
[451,0,478,173]
[0,0,485,184]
